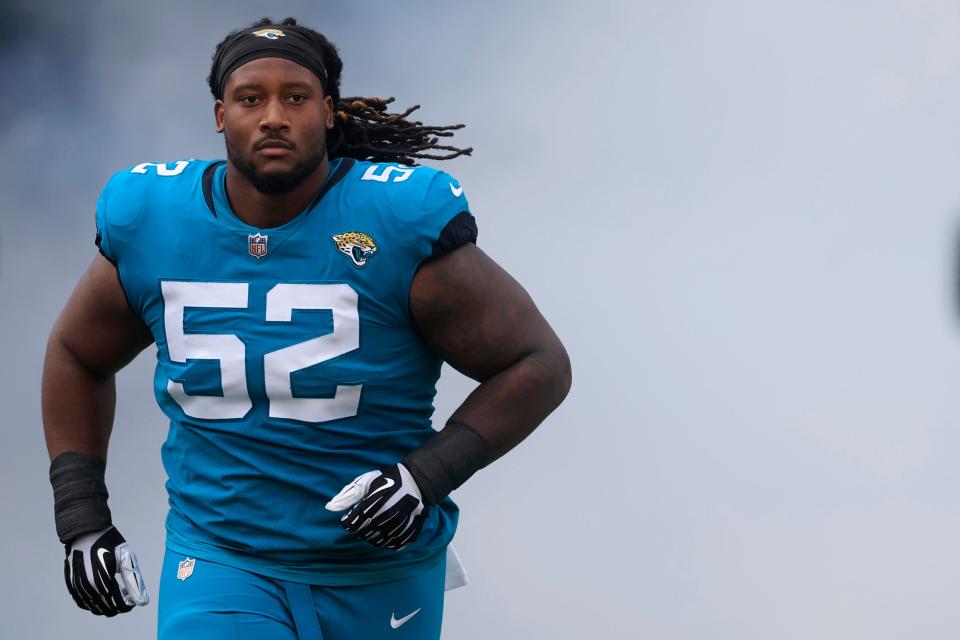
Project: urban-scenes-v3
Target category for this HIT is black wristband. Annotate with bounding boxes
[402,421,488,506]
[49,452,113,544]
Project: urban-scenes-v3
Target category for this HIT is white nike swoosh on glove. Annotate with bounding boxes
[325,470,382,511]
[97,548,110,572]
[365,477,395,500]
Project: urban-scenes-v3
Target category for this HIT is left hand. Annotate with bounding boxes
[325,464,427,550]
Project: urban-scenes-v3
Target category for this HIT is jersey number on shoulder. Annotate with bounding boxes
[361,164,416,183]
[131,161,191,176]
[160,281,360,423]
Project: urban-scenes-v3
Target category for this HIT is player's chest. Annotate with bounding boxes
[137,214,411,346]
[155,212,394,279]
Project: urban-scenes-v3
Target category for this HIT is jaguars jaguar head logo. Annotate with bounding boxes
[251,28,286,40]
[332,232,378,268]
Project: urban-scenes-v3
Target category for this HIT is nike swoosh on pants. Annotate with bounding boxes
[390,608,421,628]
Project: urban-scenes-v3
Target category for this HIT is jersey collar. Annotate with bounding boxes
[201,157,355,227]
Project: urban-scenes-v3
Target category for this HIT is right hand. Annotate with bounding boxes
[64,526,149,616]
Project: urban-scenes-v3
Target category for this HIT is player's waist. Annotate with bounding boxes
[164,504,458,586]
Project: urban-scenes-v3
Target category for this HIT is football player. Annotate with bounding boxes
[43,17,570,640]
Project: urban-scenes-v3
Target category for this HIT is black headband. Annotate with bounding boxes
[212,25,328,99]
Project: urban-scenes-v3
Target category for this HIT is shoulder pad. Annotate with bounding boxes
[349,161,468,223]
[96,159,215,261]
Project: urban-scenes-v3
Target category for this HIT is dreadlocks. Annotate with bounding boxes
[208,17,472,166]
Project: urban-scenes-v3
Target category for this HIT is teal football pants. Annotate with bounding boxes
[158,548,446,639]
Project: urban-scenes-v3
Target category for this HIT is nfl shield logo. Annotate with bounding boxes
[248,233,268,259]
[177,557,196,581]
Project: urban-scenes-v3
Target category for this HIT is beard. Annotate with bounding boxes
[225,132,327,195]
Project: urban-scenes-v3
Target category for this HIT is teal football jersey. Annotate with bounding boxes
[94,158,476,585]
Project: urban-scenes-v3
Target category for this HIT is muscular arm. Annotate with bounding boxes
[410,243,571,462]
[42,254,154,461]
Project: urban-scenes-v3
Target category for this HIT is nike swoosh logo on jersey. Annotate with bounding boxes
[390,608,421,629]
[449,183,463,197]
[97,548,110,571]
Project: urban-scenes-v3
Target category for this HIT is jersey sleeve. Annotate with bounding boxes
[386,165,478,317]
[412,171,477,262]
[93,168,150,263]
[94,172,122,264]
[416,169,477,263]
[94,160,202,267]
[90,166,157,316]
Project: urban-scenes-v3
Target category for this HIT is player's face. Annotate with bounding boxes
[215,57,334,195]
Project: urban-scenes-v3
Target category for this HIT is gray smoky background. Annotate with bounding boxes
[4,1,960,638]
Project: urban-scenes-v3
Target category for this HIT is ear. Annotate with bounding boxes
[214,99,225,133]
[324,95,335,130]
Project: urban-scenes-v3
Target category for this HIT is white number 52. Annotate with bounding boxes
[161,281,361,423]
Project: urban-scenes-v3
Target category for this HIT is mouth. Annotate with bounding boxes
[255,139,295,155]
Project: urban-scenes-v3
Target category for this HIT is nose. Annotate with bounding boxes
[259,97,289,131]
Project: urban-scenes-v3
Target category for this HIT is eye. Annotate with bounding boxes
[240,95,261,105]
[288,94,307,104]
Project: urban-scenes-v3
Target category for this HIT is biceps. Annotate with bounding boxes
[49,254,153,376]
[409,244,556,381]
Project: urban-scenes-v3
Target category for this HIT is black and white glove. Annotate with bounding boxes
[325,464,427,550]
[64,526,149,617]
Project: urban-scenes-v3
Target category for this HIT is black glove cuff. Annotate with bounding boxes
[49,451,113,544]
[402,421,488,506]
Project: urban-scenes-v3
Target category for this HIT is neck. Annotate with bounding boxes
[224,159,331,228]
